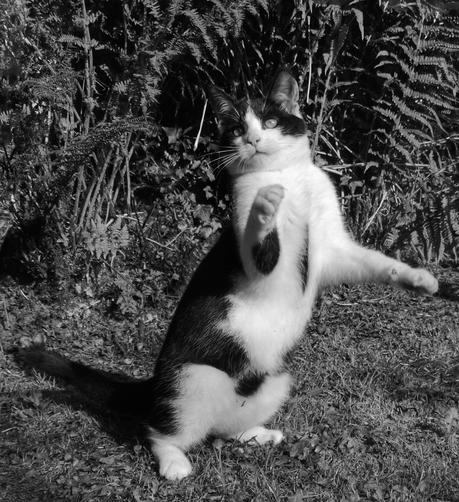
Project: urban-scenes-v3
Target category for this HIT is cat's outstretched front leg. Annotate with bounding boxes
[241,184,285,275]
[323,240,438,295]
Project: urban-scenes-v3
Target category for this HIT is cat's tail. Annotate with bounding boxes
[15,345,152,416]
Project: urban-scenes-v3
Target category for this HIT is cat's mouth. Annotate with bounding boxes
[243,145,265,159]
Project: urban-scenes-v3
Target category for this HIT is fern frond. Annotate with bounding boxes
[392,96,434,136]
[141,0,161,18]
[59,34,86,48]
[398,83,457,110]
[181,9,215,54]
[168,0,187,20]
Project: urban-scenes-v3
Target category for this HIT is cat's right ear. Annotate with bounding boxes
[206,86,238,127]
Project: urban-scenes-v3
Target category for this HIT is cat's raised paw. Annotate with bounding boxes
[253,184,285,226]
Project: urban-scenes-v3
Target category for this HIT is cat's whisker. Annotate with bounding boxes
[201,148,239,159]
[202,149,239,158]
[216,153,241,167]
[205,150,240,163]
[210,159,238,173]
[209,153,241,176]
[206,155,239,167]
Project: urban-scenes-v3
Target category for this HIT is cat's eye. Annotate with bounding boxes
[264,118,278,129]
[232,127,243,137]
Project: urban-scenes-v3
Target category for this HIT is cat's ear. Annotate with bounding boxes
[206,86,238,126]
[268,72,302,118]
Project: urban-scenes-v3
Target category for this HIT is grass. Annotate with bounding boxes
[0,267,458,502]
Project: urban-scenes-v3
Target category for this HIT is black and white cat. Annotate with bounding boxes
[17,72,438,481]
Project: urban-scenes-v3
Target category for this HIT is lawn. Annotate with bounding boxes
[0,267,458,502]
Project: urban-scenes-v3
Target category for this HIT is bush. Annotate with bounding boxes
[0,0,457,307]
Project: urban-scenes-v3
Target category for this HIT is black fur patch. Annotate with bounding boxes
[252,99,307,137]
[179,226,244,299]
[147,227,249,434]
[252,229,280,274]
[236,372,266,397]
[164,227,246,378]
[144,363,181,435]
[160,297,248,376]
[218,100,248,148]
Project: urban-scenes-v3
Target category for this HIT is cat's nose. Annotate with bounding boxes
[247,134,261,146]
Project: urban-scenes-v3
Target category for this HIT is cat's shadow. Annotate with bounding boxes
[35,386,149,450]
[437,278,459,302]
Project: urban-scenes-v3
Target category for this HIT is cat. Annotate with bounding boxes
[16,71,438,481]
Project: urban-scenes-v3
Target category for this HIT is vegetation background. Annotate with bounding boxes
[1,0,458,295]
[0,0,458,501]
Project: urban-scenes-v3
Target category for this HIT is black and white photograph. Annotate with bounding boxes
[0,0,458,500]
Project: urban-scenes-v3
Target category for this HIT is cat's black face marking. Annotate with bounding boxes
[218,98,307,148]
[250,98,307,137]
[252,229,280,275]
[236,372,266,397]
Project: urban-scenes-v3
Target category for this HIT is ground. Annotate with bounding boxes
[0,267,458,502]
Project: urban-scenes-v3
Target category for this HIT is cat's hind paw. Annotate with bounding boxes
[390,267,438,295]
[232,426,284,445]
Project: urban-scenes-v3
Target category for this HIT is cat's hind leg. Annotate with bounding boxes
[147,364,235,480]
[148,365,291,480]
[214,371,292,445]
[148,363,255,480]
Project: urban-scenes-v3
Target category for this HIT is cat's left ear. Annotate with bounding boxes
[206,86,239,127]
[268,71,302,118]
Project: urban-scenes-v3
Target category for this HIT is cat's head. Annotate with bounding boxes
[207,72,308,175]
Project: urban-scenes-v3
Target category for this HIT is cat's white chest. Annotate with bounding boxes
[225,292,308,372]
[233,167,310,243]
[226,166,314,372]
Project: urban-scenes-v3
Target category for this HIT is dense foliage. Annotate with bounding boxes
[0,0,458,310]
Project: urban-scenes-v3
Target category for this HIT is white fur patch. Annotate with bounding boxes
[146,365,291,479]
[158,365,291,447]
[227,162,321,372]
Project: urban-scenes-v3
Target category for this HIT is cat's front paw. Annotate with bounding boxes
[252,184,285,228]
[390,267,438,295]
[159,453,192,481]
